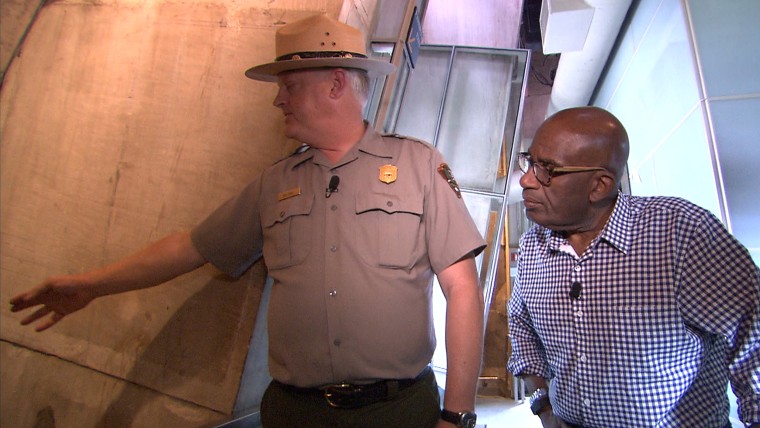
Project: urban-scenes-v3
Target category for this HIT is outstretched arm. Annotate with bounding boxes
[9,231,206,331]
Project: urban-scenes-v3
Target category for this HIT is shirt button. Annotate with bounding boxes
[386,201,393,207]
[575,310,583,318]
[333,339,341,347]
[328,290,337,297]
[574,265,581,272]
[279,211,285,218]
[580,355,587,363]
[583,398,591,406]
[330,245,337,252]
[331,205,338,211]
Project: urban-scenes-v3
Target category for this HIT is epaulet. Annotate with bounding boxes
[381,133,429,144]
[272,144,311,165]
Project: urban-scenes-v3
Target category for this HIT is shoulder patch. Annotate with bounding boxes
[437,163,462,198]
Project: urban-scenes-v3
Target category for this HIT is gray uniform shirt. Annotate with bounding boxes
[191,126,486,387]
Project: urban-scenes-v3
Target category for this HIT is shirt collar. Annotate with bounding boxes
[354,124,394,159]
[544,192,631,255]
[288,122,392,169]
[599,192,632,254]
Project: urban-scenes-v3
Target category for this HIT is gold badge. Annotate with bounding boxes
[277,187,301,201]
[437,163,462,198]
[379,164,398,184]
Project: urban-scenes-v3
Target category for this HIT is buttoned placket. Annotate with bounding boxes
[323,168,343,354]
[570,251,593,422]
[319,155,366,382]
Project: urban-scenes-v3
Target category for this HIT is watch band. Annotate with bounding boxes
[441,408,477,428]
[529,387,551,415]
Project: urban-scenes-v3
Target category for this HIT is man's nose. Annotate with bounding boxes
[272,89,285,108]
[519,168,537,189]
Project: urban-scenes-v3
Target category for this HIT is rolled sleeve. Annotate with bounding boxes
[507,271,552,380]
[191,177,264,278]
[507,237,553,380]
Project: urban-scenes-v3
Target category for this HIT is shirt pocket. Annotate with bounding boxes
[354,192,424,269]
[607,305,698,425]
[261,194,314,270]
[610,305,693,380]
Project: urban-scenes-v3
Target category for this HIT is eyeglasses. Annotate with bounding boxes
[518,152,608,186]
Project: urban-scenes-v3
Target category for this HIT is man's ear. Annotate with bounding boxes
[589,172,617,203]
[329,69,348,99]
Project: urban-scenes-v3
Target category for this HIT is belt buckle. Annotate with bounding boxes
[324,383,362,408]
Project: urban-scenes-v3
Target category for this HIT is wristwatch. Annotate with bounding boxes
[529,387,551,415]
[441,408,477,428]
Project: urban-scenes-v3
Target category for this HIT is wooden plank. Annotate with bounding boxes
[0,0,342,419]
[0,341,228,427]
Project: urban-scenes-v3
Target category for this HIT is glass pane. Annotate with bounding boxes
[381,48,412,134]
[366,42,396,125]
[506,162,530,248]
[503,50,529,192]
[391,46,452,143]
[431,191,505,372]
[437,48,516,193]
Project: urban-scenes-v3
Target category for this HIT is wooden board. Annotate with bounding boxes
[0,0,342,423]
[0,341,228,427]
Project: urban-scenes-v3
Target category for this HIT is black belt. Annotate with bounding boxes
[275,366,432,409]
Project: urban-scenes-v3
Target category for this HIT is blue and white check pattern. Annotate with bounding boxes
[508,194,760,428]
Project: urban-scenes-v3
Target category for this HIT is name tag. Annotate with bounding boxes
[277,187,301,201]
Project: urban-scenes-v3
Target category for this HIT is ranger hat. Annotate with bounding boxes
[245,14,396,82]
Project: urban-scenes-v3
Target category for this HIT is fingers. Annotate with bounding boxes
[9,292,35,312]
[10,283,63,331]
[18,305,63,332]
[9,283,50,312]
[35,312,64,332]
[9,278,83,331]
[20,305,52,326]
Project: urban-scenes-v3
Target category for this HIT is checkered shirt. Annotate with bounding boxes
[507,194,760,427]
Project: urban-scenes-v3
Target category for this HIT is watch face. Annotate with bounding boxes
[441,409,477,428]
[529,387,548,405]
[461,413,477,428]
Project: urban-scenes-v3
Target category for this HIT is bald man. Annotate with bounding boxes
[507,107,759,428]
